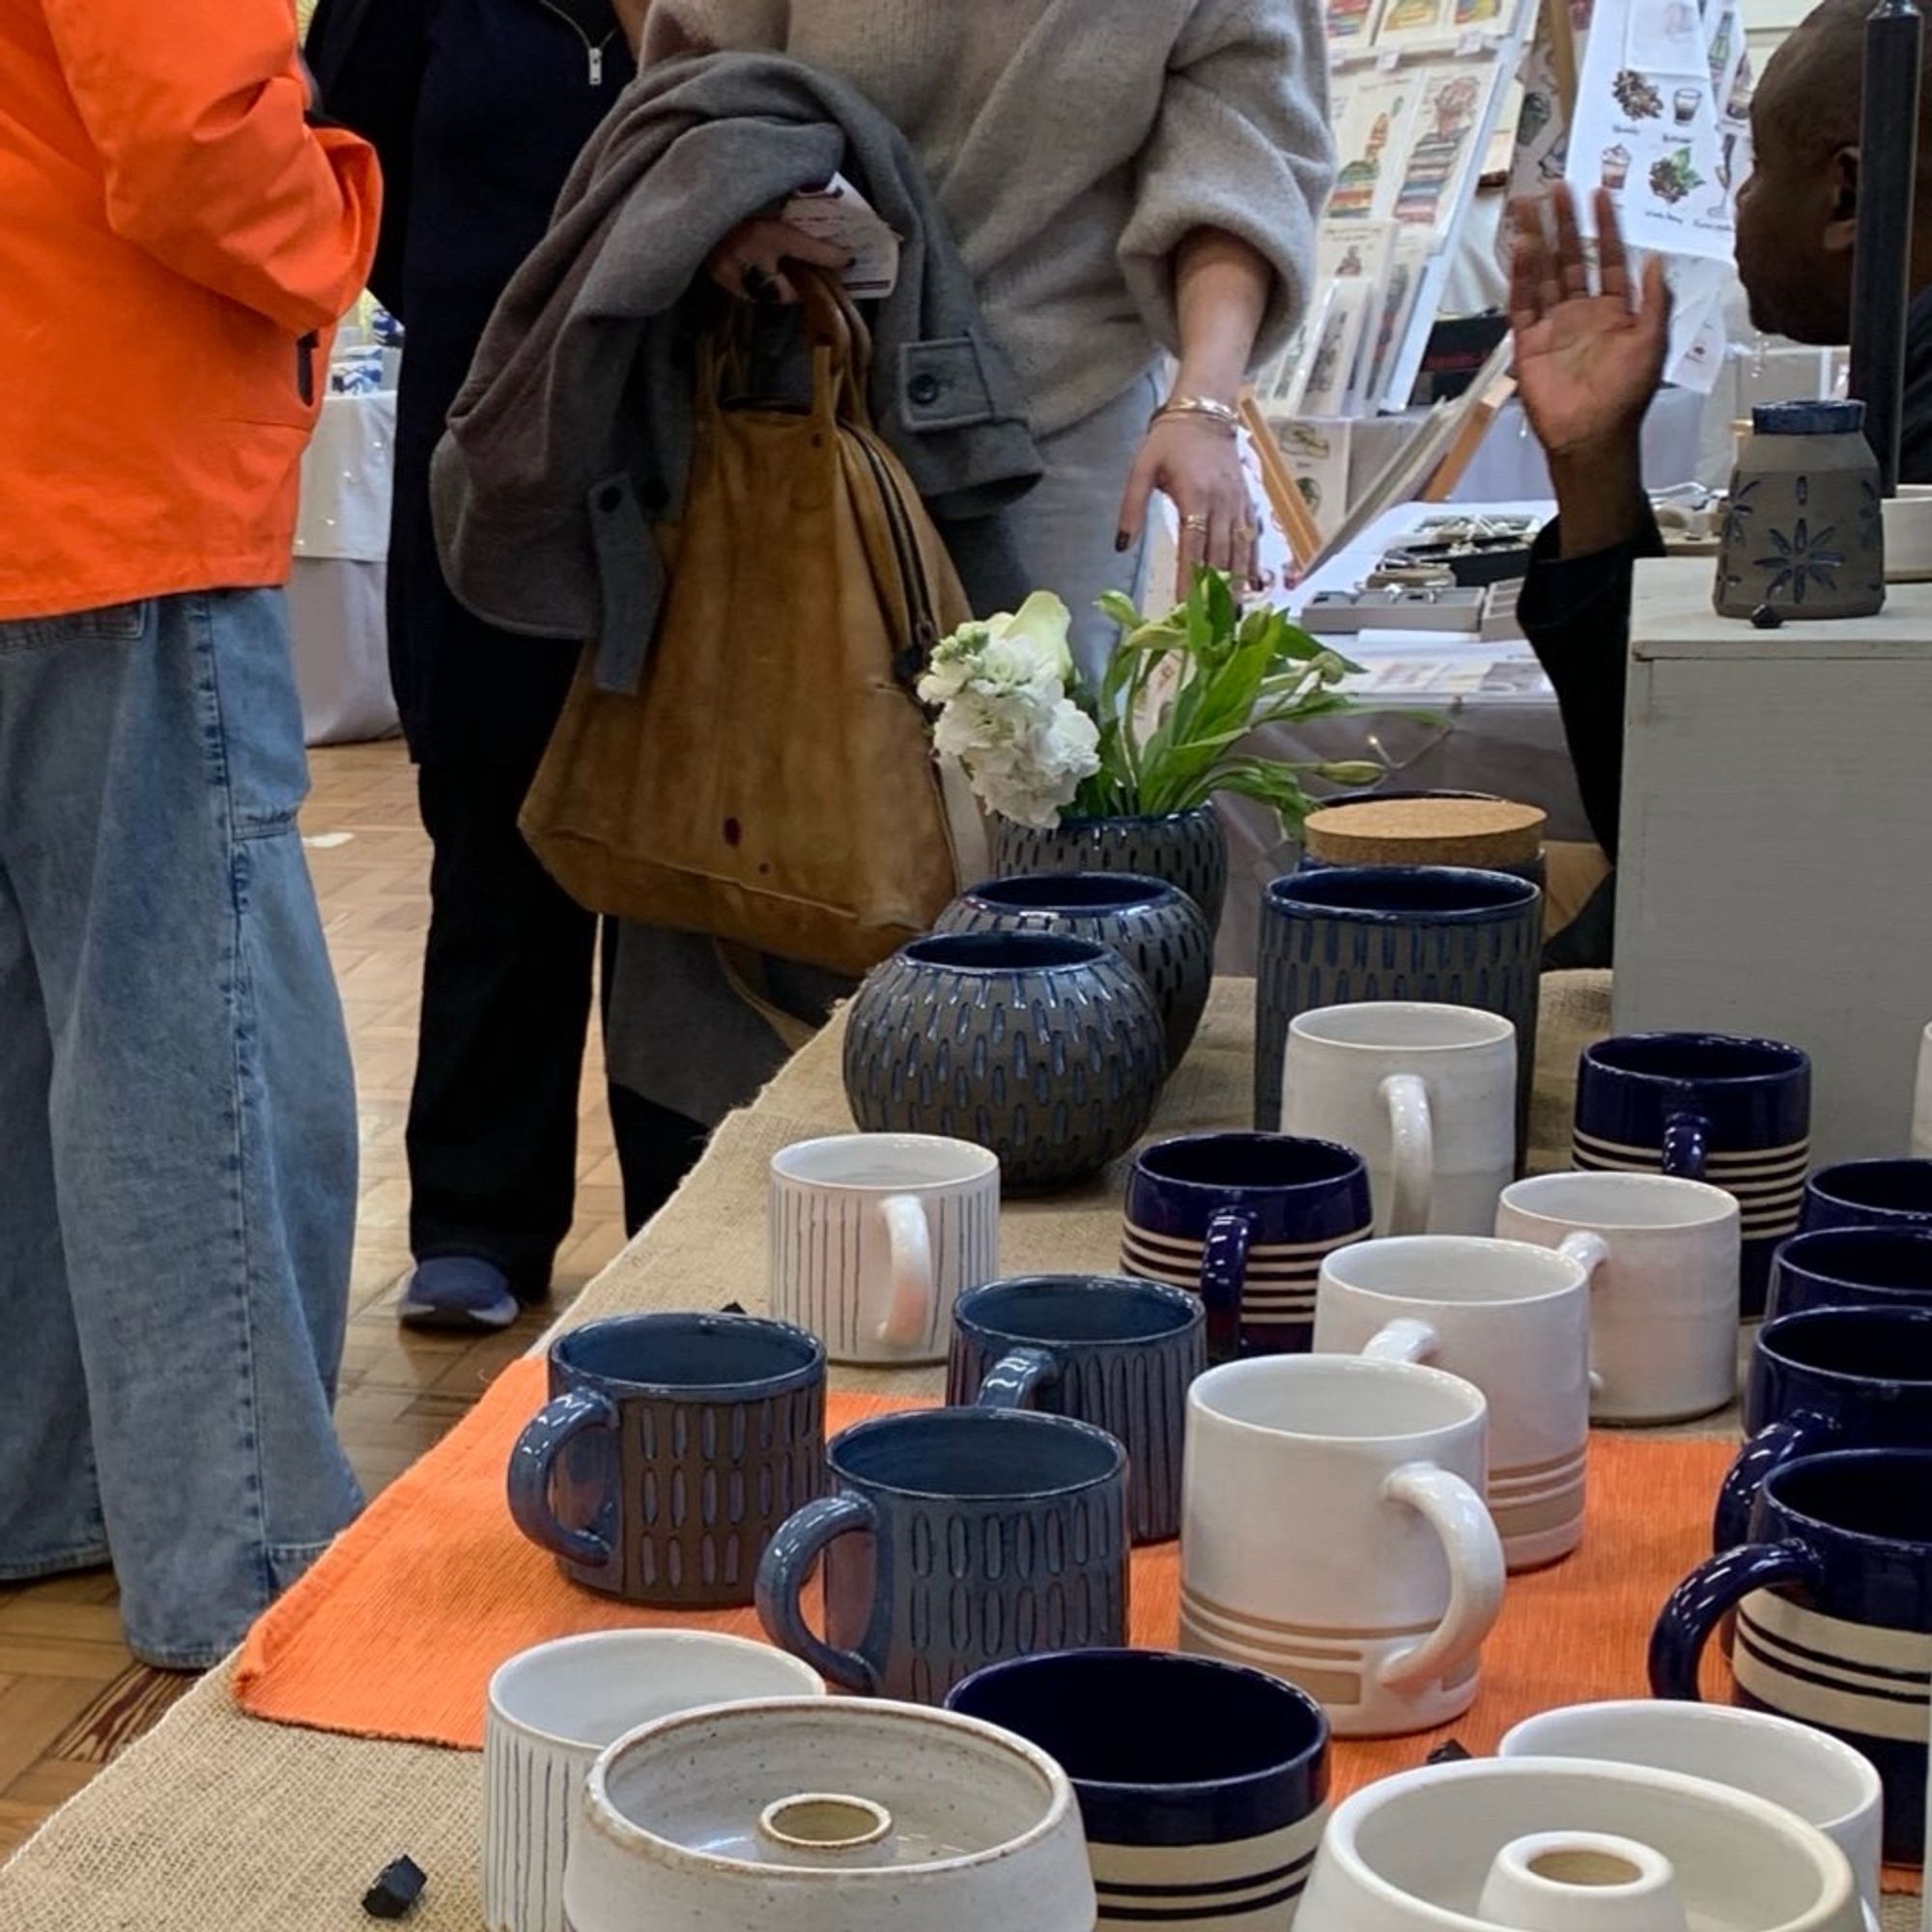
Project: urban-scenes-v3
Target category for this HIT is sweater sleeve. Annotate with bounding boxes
[41,0,381,335]
[1119,0,1336,368]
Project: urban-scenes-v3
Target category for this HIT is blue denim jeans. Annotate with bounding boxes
[0,589,362,1668]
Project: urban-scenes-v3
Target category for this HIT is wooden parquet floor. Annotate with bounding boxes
[0,739,622,1857]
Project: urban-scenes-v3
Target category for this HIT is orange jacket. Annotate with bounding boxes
[0,0,382,619]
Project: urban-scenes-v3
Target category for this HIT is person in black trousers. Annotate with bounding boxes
[306,0,705,1330]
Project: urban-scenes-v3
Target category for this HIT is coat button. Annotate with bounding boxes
[908,373,942,406]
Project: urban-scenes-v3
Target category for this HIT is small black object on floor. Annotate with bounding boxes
[363,1856,428,1919]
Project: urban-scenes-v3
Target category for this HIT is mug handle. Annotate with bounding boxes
[1557,1229,1612,1398]
[873,1194,933,1348]
[506,1387,617,1569]
[975,1346,1061,1410]
[1362,1318,1441,1365]
[1662,1109,1710,1180]
[1378,1461,1507,1695]
[1712,1414,1836,1550]
[755,1492,883,1693]
[1381,1074,1434,1236]
[1200,1208,1255,1366]
[1648,1539,1824,1699]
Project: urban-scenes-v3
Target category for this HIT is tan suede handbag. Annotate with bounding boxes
[521,279,981,976]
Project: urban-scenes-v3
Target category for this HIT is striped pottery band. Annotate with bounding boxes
[1488,1444,1587,1554]
[1573,1130,1809,1237]
[947,1649,1330,1932]
[1120,1222,1372,1332]
[1650,1446,1932,1864]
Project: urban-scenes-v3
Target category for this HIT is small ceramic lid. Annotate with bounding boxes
[1750,400,1866,436]
[1303,798,1546,868]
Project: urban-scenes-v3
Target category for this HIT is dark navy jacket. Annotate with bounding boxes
[305,0,636,766]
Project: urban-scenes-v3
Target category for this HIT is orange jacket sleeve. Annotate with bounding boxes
[39,0,382,336]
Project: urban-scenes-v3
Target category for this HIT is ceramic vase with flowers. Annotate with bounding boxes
[921,572,1378,939]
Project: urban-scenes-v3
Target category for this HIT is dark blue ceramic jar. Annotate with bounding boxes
[936,871,1213,1066]
[843,931,1167,1194]
[1767,1227,1932,1321]
[990,806,1230,936]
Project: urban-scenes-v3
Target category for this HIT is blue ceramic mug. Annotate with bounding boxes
[1574,1032,1812,1319]
[1715,1306,1932,1549]
[1651,1447,1932,1865]
[1768,1227,1932,1321]
[507,1313,826,1608]
[947,1649,1330,1931]
[1803,1159,1932,1237]
[948,1274,1207,1544]
[935,871,1214,1066]
[1255,866,1542,1156]
[1122,1132,1373,1362]
[755,1406,1131,1704]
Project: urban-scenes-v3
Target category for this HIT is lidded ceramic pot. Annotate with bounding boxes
[563,1696,1095,1932]
[1715,401,1885,620]
[1296,1755,1862,1932]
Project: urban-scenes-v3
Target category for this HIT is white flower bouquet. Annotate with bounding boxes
[919,569,1378,832]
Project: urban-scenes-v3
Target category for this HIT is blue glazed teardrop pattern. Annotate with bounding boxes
[991,808,1230,934]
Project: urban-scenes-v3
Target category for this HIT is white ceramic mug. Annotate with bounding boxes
[1496,1171,1741,1425]
[1179,1353,1505,1739]
[1500,1700,1886,1924]
[1313,1236,1592,1572]
[1914,1021,1932,1158]
[1282,1003,1518,1238]
[769,1134,1000,1364]
[483,1630,824,1932]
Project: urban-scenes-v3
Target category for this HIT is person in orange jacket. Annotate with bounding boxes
[0,0,382,1668]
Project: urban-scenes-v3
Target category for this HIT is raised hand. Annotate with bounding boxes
[1510,185,1671,462]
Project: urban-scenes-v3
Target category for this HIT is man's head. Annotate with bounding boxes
[1734,0,1932,341]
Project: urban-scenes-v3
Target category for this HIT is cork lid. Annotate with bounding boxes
[1303,797,1547,867]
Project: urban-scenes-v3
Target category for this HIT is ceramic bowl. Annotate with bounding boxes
[1295,1756,1862,1932]
[1499,1702,1884,1923]
[564,1696,1095,1932]
[484,1632,826,1932]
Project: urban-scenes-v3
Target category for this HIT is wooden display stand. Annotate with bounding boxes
[1612,557,1932,1163]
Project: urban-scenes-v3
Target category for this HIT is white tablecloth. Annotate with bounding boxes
[290,388,400,746]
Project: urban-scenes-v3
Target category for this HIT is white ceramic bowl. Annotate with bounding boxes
[1499,1701,1885,1922]
[1296,1756,1862,1932]
[484,1631,825,1932]
[565,1696,1095,1932]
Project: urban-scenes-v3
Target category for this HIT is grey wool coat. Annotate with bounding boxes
[429,50,1044,693]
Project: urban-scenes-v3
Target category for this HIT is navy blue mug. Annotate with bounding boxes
[1121,1132,1373,1362]
[1804,1159,1932,1237]
[1255,866,1542,1157]
[948,1274,1207,1545]
[1574,1033,1812,1319]
[1651,1447,1932,1864]
[1768,1227,1932,1321]
[947,1649,1330,1931]
[507,1313,826,1608]
[1715,1306,1932,1549]
[754,1406,1131,1704]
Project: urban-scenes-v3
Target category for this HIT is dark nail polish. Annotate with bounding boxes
[1115,530,1132,552]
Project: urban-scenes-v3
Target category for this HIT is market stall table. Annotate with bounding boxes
[3,977,1918,1930]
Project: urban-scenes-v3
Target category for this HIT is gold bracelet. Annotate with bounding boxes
[1154,394,1241,435]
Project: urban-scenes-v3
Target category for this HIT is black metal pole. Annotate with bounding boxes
[1848,0,1923,496]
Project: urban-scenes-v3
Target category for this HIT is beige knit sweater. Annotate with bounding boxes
[642,0,1334,434]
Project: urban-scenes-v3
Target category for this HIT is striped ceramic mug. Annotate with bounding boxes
[1573,1032,1811,1320]
[1651,1446,1932,1867]
[948,1650,1330,1929]
[1122,1132,1373,1362]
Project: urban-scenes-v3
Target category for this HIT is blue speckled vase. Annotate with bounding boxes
[844,931,1167,1194]
[935,872,1212,1067]
[991,807,1230,937]
[1256,866,1542,1157]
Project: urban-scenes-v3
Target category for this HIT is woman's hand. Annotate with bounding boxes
[1118,412,1261,599]
[706,216,852,305]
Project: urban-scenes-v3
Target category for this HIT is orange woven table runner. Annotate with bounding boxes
[235,1355,1740,1781]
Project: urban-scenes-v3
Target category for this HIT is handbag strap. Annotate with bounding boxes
[795,270,874,432]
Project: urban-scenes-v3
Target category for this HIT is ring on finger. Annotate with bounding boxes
[1182,514,1210,532]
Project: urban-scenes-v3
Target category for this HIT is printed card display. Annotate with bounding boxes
[1328,72,1425,222]
[1363,225,1440,410]
[1393,63,1501,234]
[1270,418,1356,540]
[1376,0,1455,48]
[1326,0,1390,48]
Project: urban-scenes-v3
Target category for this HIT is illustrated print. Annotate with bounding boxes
[1394,71,1489,229]
[1649,146,1702,201]
[1612,70,1663,117]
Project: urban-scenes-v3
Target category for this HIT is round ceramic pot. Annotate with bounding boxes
[843,931,1167,1194]
[990,806,1230,936]
[565,1696,1095,1932]
[936,871,1212,1066]
[1715,401,1885,621]
[1296,1755,1862,1932]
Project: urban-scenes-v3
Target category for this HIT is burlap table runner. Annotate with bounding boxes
[5,975,1913,1930]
